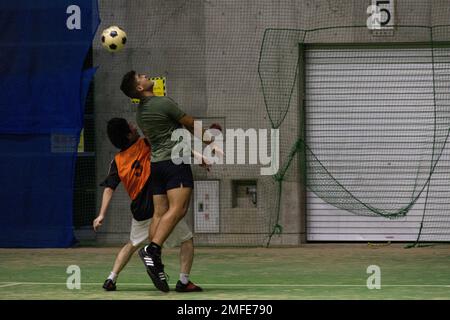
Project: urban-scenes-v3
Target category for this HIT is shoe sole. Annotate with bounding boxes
[138,249,170,293]
[175,288,203,293]
[175,282,203,292]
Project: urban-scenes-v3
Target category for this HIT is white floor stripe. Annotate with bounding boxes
[0,282,449,288]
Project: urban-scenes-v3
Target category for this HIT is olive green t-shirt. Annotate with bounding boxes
[136,96,186,162]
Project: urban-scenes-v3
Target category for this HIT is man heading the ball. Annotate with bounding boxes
[120,71,218,292]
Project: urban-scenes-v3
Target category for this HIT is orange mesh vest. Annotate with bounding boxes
[114,138,151,200]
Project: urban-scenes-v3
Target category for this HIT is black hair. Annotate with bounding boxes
[107,118,131,150]
[120,70,139,99]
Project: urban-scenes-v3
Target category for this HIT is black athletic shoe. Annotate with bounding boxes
[102,279,116,291]
[175,280,203,292]
[138,247,170,292]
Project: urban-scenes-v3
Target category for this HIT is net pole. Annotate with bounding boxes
[298,42,307,244]
[411,27,437,248]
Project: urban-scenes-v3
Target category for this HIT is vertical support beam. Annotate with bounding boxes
[298,43,307,244]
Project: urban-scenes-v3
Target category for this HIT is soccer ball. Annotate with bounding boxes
[101,26,127,52]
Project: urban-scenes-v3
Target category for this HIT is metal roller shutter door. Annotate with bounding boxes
[305,46,450,241]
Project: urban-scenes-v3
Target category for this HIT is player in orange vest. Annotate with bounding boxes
[93,118,202,292]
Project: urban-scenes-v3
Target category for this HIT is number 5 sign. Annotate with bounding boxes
[367,0,395,35]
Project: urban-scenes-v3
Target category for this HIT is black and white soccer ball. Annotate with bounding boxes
[101,26,127,52]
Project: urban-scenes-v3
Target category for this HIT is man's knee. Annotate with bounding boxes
[153,204,169,218]
[153,195,169,218]
[126,241,140,252]
[181,237,193,248]
[170,206,189,221]
[171,199,191,216]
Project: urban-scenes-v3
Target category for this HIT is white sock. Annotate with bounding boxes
[180,273,190,285]
[108,272,118,282]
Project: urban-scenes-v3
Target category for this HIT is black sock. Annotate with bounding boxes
[146,242,162,255]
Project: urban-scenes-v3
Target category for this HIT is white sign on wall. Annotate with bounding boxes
[367,0,395,36]
[194,181,220,233]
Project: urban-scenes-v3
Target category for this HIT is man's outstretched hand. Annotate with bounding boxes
[93,216,104,232]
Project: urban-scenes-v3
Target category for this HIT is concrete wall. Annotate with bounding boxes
[91,0,450,246]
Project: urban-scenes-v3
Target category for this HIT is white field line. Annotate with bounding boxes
[0,283,21,288]
[0,282,449,288]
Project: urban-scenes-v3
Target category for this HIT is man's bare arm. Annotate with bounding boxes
[178,115,222,144]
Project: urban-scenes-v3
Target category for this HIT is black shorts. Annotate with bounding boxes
[130,179,154,221]
[150,160,194,195]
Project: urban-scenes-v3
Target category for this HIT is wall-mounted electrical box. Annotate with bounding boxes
[232,180,257,208]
